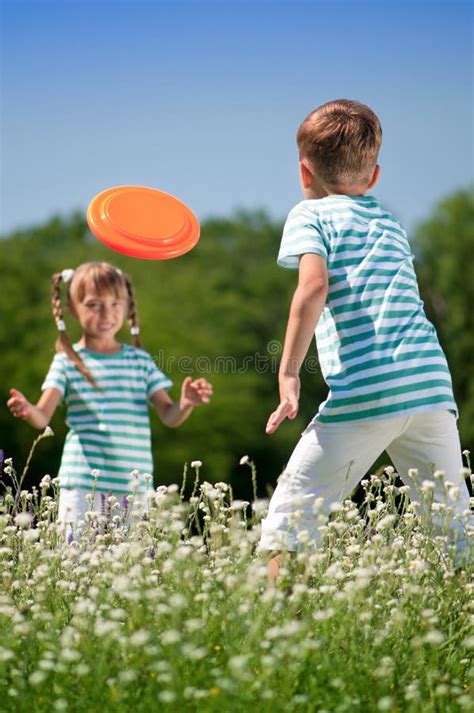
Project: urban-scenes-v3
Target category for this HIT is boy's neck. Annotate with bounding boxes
[303,179,369,200]
[299,159,380,199]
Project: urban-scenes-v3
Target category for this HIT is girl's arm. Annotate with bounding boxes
[7,387,62,430]
[150,377,213,428]
[266,253,328,434]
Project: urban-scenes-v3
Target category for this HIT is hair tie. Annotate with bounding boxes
[56,319,66,331]
[130,326,140,335]
[61,269,75,284]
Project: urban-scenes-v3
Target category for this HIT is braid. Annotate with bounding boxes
[50,272,101,390]
[123,273,143,349]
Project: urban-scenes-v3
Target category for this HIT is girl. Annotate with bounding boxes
[8,262,212,524]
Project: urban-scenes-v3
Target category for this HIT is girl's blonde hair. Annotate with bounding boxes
[51,262,142,389]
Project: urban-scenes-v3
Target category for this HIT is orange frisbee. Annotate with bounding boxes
[86,185,200,260]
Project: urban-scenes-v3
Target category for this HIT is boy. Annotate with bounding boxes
[260,99,472,578]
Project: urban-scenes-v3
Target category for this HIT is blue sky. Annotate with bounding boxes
[1,0,472,236]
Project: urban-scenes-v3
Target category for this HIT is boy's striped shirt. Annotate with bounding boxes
[41,343,172,494]
[279,195,457,423]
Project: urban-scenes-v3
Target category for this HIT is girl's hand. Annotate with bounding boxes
[180,377,213,409]
[7,388,32,420]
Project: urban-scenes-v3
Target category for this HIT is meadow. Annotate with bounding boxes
[0,431,472,713]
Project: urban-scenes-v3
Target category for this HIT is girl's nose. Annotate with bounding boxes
[100,306,114,319]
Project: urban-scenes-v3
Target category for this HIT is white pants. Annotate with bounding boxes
[259,410,472,562]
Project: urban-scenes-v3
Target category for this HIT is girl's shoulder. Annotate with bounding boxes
[111,344,159,371]
[120,344,154,361]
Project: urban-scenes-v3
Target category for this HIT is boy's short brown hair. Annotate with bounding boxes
[297,99,382,189]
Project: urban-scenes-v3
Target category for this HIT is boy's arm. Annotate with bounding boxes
[8,387,62,430]
[150,377,212,428]
[266,253,328,434]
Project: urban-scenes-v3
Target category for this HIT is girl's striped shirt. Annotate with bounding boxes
[41,343,172,494]
[279,194,457,423]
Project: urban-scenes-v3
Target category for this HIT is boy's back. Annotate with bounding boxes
[260,99,471,575]
[279,193,457,423]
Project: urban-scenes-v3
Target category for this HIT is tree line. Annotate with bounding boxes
[1,188,473,499]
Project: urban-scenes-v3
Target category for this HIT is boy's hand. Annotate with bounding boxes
[266,374,300,434]
[7,388,31,420]
[180,377,213,409]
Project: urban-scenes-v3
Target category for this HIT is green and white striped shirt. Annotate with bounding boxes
[41,343,172,494]
[279,195,457,423]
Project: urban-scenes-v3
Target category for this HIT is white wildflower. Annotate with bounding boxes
[161,630,181,645]
[297,530,310,544]
[448,486,460,501]
[169,593,186,609]
[239,455,250,465]
[191,461,202,468]
[75,663,90,676]
[129,629,150,647]
[312,497,325,513]
[252,498,269,515]
[39,474,52,489]
[409,559,427,574]
[14,512,32,529]
[181,644,207,661]
[29,670,47,685]
[375,514,396,531]
[424,630,444,645]
[230,500,249,511]
[23,529,40,542]
[201,482,219,499]
[228,655,248,671]
[94,620,119,637]
[158,692,176,703]
[0,648,14,662]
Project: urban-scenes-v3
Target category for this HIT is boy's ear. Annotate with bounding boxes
[367,164,381,189]
[299,159,315,189]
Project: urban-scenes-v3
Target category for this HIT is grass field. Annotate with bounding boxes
[0,441,473,712]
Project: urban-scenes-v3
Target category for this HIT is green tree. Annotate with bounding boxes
[412,187,474,448]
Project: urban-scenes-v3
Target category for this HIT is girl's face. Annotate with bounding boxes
[70,290,127,341]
